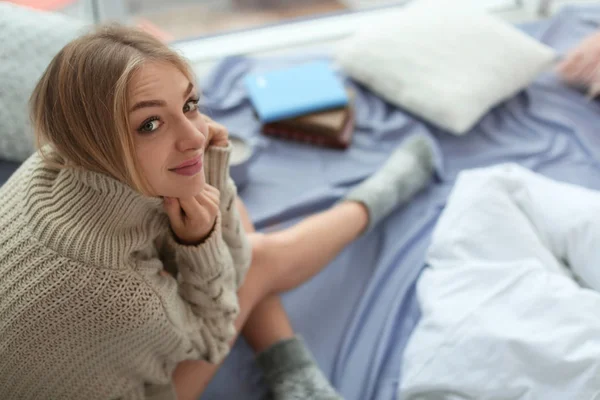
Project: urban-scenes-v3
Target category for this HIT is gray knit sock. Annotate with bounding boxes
[257,337,343,400]
[344,134,435,232]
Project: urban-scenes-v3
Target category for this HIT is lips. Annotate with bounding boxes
[170,155,203,176]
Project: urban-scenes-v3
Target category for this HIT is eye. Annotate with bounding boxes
[138,117,161,134]
[183,97,200,113]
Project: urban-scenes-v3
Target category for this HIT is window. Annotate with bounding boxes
[10,0,522,62]
[94,0,520,42]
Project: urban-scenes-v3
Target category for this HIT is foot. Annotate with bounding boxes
[257,336,343,400]
[343,134,436,232]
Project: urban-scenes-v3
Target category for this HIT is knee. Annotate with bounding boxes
[249,231,296,279]
[249,232,268,265]
[249,233,277,275]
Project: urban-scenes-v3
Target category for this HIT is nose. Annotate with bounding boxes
[175,116,206,153]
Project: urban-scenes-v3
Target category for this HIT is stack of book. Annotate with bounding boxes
[244,61,355,150]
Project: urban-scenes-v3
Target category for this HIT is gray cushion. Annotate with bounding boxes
[0,3,85,162]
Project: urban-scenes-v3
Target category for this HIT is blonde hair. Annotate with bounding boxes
[30,24,195,195]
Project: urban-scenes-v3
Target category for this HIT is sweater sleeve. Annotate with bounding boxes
[202,143,252,287]
[161,213,239,364]
[142,143,251,369]
[79,248,238,400]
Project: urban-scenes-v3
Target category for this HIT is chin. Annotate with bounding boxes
[165,174,206,198]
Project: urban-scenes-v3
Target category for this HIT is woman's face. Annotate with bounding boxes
[129,62,209,199]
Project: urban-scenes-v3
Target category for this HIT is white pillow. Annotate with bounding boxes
[335,3,557,135]
[0,4,85,162]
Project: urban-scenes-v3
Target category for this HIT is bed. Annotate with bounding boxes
[197,5,600,400]
[1,5,599,400]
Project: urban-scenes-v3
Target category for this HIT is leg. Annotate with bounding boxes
[171,237,283,400]
[255,201,369,294]
[238,197,366,352]
[237,199,343,400]
[237,198,294,353]
[172,134,437,399]
[172,199,358,400]
[258,134,436,294]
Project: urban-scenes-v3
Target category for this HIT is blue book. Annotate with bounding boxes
[244,61,349,123]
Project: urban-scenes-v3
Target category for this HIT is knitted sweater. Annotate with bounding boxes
[0,143,252,400]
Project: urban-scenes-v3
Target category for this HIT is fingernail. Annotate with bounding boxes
[164,197,171,204]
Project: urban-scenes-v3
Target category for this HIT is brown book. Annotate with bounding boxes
[262,109,355,149]
[261,91,355,149]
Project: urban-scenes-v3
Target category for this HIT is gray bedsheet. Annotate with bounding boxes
[1,6,598,400]
[198,6,600,400]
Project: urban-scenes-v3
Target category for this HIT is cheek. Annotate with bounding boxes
[135,140,170,185]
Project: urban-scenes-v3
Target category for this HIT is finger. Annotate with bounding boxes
[201,115,214,148]
[203,132,213,150]
[196,185,220,207]
[206,120,228,146]
[159,270,170,277]
[200,184,220,202]
[207,187,221,206]
[178,197,203,220]
[163,197,184,231]
[560,55,579,74]
[211,120,227,134]
[190,196,218,234]
[214,125,228,143]
[204,184,220,198]
[195,190,220,214]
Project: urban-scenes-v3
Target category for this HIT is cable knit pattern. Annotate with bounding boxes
[204,144,252,286]
[0,144,252,400]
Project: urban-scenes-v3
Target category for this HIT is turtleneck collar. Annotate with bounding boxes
[23,153,169,269]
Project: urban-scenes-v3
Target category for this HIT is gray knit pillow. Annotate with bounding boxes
[0,4,85,162]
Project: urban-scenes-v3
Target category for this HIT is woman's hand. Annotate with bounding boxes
[557,31,600,97]
[202,115,229,148]
[164,184,220,245]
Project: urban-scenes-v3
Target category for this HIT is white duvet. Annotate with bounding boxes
[399,164,600,400]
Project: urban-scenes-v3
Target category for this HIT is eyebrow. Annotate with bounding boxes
[130,99,166,112]
[130,82,194,112]
[183,82,194,99]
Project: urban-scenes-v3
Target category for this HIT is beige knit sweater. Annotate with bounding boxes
[0,143,252,400]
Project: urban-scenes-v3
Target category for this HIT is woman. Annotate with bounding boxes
[0,25,435,400]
